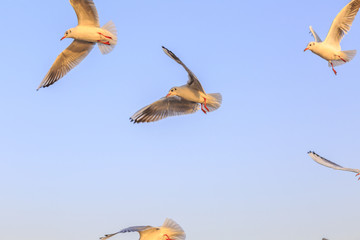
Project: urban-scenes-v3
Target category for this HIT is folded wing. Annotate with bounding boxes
[162,46,205,93]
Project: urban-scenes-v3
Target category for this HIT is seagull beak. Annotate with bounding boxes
[166,93,171,98]
[304,48,309,52]
[60,36,66,41]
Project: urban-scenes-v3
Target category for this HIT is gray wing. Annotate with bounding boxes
[100,226,152,240]
[38,40,94,90]
[70,0,100,27]
[162,46,205,93]
[308,151,360,173]
[309,26,322,42]
[130,96,200,123]
[324,0,360,49]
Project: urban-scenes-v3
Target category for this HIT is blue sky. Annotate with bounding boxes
[1,0,360,240]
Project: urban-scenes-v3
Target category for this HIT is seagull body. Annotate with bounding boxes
[38,0,117,90]
[130,46,222,123]
[308,151,360,180]
[100,218,186,240]
[304,0,360,75]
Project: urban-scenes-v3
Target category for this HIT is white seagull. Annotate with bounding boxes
[308,151,360,180]
[38,0,117,90]
[100,218,186,240]
[130,46,222,123]
[304,0,360,75]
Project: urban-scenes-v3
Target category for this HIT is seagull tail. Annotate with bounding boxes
[329,50,357,67]
[98,20,117,55]
[205,93,222,112]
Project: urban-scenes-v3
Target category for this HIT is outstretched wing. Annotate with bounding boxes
[38,40,94,89]
[308,151,360,174]
[70,0,100,27]
[162,46,205,93]
[324,0,360,49]
[100,226,152,240]
[309,26,322,42]
[130,96,199,123]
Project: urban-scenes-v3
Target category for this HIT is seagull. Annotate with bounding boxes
[100,218,186,240]
[38,0,117,90]
[304,0,360,75]
[130,46,222,123]
[308,151,360,180]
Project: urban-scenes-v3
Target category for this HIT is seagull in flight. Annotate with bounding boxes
[38,0,117,90]
[100,218,186,240]
[308,151,360,180]
[304,0,360,75]
[130,46,222,123]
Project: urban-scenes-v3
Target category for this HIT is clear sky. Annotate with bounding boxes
[1,0,360,240]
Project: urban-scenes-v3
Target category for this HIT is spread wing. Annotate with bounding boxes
[162,46,205,93]
[309,26,322,42]
[38,40,94,89]
[130,96,200,123]
[324,0,360,49]
[100,226,152,240]
[70,0,100,27]
[308,151,360,174]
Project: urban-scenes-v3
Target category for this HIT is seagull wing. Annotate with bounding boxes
[308,151,360,174]
[100,226,153,240]
[130,96,200,123]
[324,0,360,49]
[309,26,322,42]
[162,46,205,93]
[38,40,94,89]
[70,0,100,27]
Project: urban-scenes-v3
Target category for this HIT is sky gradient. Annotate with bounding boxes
[1,1,360,240]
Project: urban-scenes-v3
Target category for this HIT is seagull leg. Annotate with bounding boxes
[163,234,175,240]
[97,40,111,45]
[201,103,207,114]
[97,32,113,40]
[338,55,346,63]
[330,62,337,75]
[203,97,210,112]
[356,173,360,180]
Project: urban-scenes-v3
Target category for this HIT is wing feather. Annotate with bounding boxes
[100,226,152,240]
[130,96,200,123]
[38,40,94,89]
[309,26,322,42]
[70,0,100,27]
[324,0,360,49]
[162,46,205,93]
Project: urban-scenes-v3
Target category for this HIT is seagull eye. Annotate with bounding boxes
[171,89,173,92]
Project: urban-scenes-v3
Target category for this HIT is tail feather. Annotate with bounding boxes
[329,50,357,67]
[206,93,222,112]
[98,20,117,55]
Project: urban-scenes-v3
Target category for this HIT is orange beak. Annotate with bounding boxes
[166,93,171,98]
[60,36,66,41]
[304,48,309,52]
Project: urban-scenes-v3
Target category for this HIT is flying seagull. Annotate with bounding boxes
[38,0,117,90]
[130,46,222,123]
[308,151,360,180]
[304,0,360,75]
[100,218,186,240]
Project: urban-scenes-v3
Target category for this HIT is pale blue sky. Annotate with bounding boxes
[1,0,360,240]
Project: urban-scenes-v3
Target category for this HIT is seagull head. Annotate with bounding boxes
[304,42,316,52]
[166,87,178,97]
[61,29,74,41]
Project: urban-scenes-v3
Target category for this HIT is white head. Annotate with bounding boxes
[60,28,75,41]
[166,87,179,97]
[304,41,317,52]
